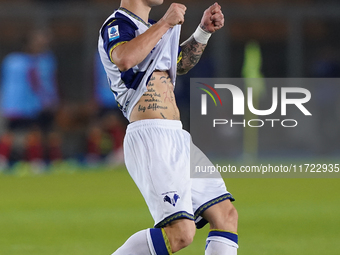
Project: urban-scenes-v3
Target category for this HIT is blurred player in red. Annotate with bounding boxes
[98,1,238,254]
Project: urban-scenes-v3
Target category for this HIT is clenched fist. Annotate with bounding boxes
[200,2,224,33]
[161,3,186,28]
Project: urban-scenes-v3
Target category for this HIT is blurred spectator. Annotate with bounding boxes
[93,52,119,116]
[101,112,125,165]
[85,112,126,166]
[24,127,43,162]
[0,132,13,170]
[46,131,63,163]
[0,28,60,166]
[84,53,126,166]
[86,124,113,165]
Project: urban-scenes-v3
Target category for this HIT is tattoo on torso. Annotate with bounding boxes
[132,72,180,121]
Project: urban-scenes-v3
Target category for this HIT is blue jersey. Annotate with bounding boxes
[98,7,182,120]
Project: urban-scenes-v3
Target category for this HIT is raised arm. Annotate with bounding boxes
[111,3,186,72]
[177,2,224,75]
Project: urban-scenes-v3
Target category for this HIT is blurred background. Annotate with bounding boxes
[0,0,339,169]
[0,1,339,255]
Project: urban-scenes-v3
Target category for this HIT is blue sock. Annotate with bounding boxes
[148,228,172,255]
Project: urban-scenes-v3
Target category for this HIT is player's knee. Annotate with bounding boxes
[172,219,195,251]
[178,222,196,248]
[164,219,196,252]
[176,229,195,251]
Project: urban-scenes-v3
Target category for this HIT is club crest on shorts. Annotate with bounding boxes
[163,193,180,207]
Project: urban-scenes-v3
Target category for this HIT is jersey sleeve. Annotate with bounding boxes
[101,18,137,63]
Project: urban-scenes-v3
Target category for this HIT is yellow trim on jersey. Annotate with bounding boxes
[109,41,128,63]
[118,7,151,27]
[177,51,183,64]
[107,19,117,26]
[161,228,173,255]
[210,229,238,235]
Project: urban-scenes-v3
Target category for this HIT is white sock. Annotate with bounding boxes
[112,228,172,255]
[205,230,238,255]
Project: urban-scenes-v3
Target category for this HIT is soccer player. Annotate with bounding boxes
[98,1,238,254]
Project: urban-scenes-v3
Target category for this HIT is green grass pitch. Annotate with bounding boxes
[0,166,339,255]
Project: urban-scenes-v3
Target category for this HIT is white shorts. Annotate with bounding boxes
[124,119,234,228]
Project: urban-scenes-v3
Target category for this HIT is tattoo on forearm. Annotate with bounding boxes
[177,37,207,75]
[200,24,207,31]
